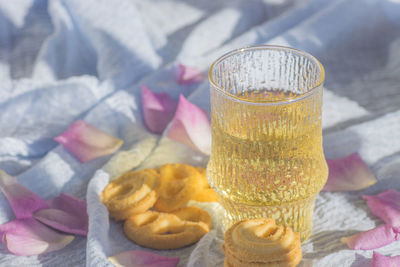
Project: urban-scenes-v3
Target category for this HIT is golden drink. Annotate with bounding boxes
[208,47,327,240]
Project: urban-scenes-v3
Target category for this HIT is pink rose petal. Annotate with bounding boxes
[167,94,211,155]
[141,85,177,134]
[108,250,179,267]
[175,63,206,85]
[341,224,400,250]
[34,194,88,236]
[54,120,123,163]
[363,190,400,227]
[0,170,49,219]
[371,251,400,267]
[322,153,376,192]
[0,218,74,256]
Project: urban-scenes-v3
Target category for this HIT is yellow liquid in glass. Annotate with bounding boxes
[207,89,328,240]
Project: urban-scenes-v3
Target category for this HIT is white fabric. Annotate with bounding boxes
[0,0,400,266]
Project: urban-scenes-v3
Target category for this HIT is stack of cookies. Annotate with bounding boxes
[223,218,302,267]
[101,163,218,250]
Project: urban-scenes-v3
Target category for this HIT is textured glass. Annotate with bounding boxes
[207,46,328,241]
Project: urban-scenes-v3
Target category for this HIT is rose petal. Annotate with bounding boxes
[54,120,123,163]
[141,85,177,134]
[0,170,49,219]
[0,218,74,256]
[371,251,400,267]
[167,94,211,155]
[175,63,206,85]
[108,250,179,267]
[322,153,376,192]
[341,224,399,250]
[34,194,88,236]
[363,190,400,227]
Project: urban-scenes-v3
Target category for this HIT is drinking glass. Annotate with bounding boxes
[207,45,328,240]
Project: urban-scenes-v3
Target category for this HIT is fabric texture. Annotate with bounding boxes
[0,0,400,266]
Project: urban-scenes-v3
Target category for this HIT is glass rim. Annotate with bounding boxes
[208,45,325,106]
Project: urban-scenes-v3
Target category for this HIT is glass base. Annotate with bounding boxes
[219,195,317,241]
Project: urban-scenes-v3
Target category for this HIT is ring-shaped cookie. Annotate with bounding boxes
[123,206,212,250]
[154,164,203,212]
[101,169,159,221]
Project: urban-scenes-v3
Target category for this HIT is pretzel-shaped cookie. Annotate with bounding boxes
[101,169,159,221]
[154,164,203,212]
[124,206,212,250]
[223,218,302,267]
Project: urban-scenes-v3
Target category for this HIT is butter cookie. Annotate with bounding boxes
[154,164,203,212]
[124,206,212,249]
[223,218,302,267]
[102,169,159,221]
